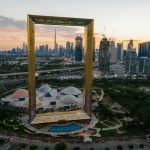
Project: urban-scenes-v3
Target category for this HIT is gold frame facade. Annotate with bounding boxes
[27,15,94,122]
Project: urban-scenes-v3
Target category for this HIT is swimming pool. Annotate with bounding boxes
[48,124,83,132]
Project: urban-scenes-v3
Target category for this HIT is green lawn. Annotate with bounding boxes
[95,122,108,128]
[109,118,120,124]
[100,129,118,138]
[103,121,116,126]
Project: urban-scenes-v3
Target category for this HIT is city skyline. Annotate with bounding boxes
[0,0,150,50]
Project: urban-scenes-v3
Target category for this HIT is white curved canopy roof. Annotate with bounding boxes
[12,89,28,99]
[24,98,40,107]
[61,95,78,105]
[61,86,81,96]
[38,84,52,93]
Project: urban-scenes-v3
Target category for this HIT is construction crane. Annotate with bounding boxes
[99,27,116,41]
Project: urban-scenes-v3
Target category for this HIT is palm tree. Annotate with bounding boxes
[55,142,67,150]
[128,144,134,150]
[117,145,123,150]
[139,144,144,150]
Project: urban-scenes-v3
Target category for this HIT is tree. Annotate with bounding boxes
[139,144,144,150]
[29,144,38,150]
[73,147,80,150]
[89,148,95,150]
[0,139,5,145]
[117,145,123,150]
[55,142,67,150]
[128,145,134,150]
[44,147,49,150]
[19,143,27,149]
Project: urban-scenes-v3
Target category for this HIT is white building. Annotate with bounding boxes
[2,85,84,110]
[110,63,125,77]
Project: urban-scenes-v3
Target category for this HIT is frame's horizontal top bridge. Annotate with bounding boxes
[28,14,93,26]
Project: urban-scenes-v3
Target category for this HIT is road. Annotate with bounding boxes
[0,66,85,77]
[7,138,150,150]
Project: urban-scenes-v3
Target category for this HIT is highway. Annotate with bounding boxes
[0,66,85,77]
[0,64,98,78]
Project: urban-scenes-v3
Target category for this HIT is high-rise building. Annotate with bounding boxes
[22,42,26,52]
[128,39,133,49]
[123,50,127,60]
[65,41,71,57]
[110,41,117,63]
[139,57,150,75]
[138,42,150,58]
[75,35,83,62]
[117,42,123,61]
[59,45,64,57]
[125,50,138,75]
[99,38,110,74]
[70,42,74,60]
[54,29,58,51]
[45,44,49,54]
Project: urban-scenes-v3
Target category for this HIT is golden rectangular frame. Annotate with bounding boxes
[27,14,94,122]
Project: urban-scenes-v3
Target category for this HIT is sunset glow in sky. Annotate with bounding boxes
[0,0,150,50]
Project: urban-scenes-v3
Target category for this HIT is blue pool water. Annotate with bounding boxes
[48,124,83,132]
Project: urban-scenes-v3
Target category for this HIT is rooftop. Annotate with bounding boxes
[31,110,90,124]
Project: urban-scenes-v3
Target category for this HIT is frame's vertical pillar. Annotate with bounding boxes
[84,20,94,116]
[27,15,36,122]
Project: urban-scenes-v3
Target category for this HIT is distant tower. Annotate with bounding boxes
[99,38,110,74]
[54,29,57,51]
[75,35,83,62]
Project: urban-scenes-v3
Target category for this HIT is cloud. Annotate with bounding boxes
[0,15,80,34]
[0,15,26,29]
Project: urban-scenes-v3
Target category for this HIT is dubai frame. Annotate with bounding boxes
[27,15,94,123]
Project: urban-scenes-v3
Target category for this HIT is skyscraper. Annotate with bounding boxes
[128,39,133,49]
[99,38,110,74]
[54,29,58,51]
[70,42,74,60]
[139,57,150,75]
[117,42,123,61]
[125,50,138,75]
[138,42,150,58]
[22,42,26,52]
[65,41,71,57]
[59,45,64,57]
[75,35,83,62]
[110,41,117,63]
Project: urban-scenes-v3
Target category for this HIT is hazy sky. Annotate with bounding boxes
[0,0,150,50]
